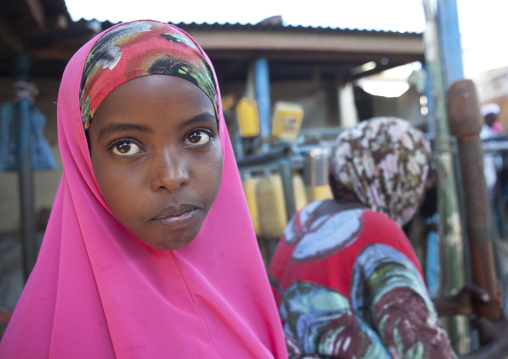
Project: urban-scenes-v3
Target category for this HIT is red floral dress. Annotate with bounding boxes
[269,201,457,359]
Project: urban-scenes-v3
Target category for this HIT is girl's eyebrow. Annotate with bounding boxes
[180,112,217,129]
[97,123,152,142]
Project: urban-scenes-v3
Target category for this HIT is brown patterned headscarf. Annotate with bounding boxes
[329,117,431,226]
[79,20,218,131]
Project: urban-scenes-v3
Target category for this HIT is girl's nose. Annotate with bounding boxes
[150,151,189,192]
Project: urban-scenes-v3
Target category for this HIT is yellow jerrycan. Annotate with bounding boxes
[292,172,308,212]
[241,175,261,236]
[271,101,304,141]
[257,173,288,239]
[303,147,333,202]
[236,97,260,138]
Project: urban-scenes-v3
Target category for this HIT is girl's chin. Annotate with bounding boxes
[141,231,200,251]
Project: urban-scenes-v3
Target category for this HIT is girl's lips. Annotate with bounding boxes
[151,206,198,228]
[153,204,197,219]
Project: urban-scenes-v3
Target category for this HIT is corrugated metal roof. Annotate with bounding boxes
[174,20,422,37]
[173,19,424,83]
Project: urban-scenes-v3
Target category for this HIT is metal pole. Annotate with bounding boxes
[422,0,468,352]
[437,0,464,85]
[14,53,37,281]
[254,57,271,153]
[280,160,296,221]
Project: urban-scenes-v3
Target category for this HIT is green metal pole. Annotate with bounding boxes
[421,0,469,353]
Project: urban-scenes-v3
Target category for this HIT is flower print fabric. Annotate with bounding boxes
[285,202,364,262]
[79,20,218,131]
[269,204,457,359]
[329,117,431,227]
[280,281,389,358]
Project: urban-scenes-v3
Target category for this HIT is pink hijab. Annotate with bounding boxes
[0,20,287,358]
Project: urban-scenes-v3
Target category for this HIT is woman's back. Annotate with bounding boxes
[269,201,456,358]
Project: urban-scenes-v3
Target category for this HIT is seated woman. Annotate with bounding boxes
[268,117,508,358]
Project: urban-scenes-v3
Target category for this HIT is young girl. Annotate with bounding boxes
[0,20,287,358]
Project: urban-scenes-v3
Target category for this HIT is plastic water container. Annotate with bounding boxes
[306,185,333,202]
[257,174,288,239]
[271,101,304,140]
[303,146,333,201]
[292,173,308,212]
[236,97,260,138]
[241,176,261,236]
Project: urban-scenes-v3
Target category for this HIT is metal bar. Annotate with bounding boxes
[279,160,296,222]
[14,53,37,281]
[422,0,469,351]
[238,158,305,175]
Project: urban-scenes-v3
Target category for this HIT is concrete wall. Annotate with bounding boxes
[371,86,427,128]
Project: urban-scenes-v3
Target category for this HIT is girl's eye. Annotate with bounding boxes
[185,130,211,146]
[111,141,142,156]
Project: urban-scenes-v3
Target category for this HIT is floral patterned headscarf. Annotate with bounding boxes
[79,20,218,131]
[329,117,431,226]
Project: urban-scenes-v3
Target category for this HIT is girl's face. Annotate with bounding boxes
[88,75,223,250]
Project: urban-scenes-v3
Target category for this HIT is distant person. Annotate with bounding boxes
[269,117,508,358]
[481,103,503,134]
[480,103,503,203]
[0,20,287,358]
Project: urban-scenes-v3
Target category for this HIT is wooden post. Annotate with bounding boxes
[447,79,502,326]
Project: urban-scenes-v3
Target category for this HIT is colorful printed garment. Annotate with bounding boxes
[79,20,218,131]
[269,204,457,359]
[269,118,456,358]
